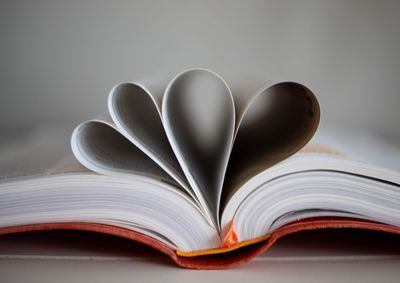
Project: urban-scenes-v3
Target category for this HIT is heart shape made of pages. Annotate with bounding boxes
[72,68,319,229]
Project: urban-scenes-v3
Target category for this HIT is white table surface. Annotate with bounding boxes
[1,229,399,283]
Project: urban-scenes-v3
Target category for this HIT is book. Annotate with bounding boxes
[0,68,399,269]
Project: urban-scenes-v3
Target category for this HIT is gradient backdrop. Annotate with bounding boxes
[1,0,399,141]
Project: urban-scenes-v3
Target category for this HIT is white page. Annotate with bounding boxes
[221,125,400,233]
[222,82,320,204]
[162,69,235,228]
[71,120,179,186]
[107,82,192,192]
[311,124,400,173]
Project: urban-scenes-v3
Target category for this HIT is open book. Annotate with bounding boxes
[1,68,399,269]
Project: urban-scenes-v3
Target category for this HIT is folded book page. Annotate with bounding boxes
[162,69,235,229]
[222,82,320,206]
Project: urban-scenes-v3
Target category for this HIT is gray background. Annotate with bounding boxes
[1,0,399,140]
[1,2,400,280]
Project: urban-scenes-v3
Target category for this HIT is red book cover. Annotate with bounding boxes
[1,217,399,269]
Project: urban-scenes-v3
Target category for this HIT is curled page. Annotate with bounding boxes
[71,120,177,185]
[162,69,235,229]
[107,83,192,194]
[222,82,320,206]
